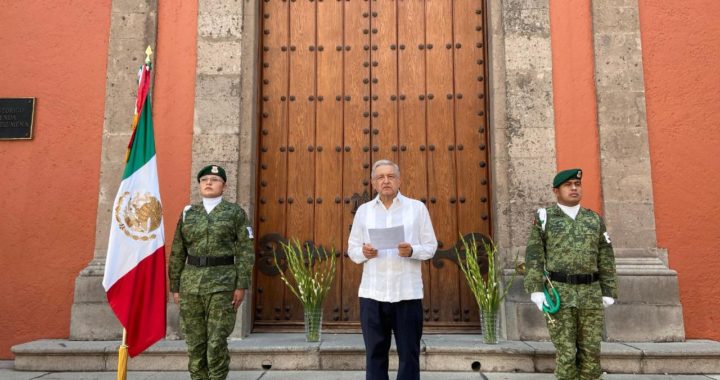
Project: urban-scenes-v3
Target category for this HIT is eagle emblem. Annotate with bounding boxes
[114,191,163,241]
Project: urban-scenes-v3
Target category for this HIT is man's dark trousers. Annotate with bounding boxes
[360,297,423,380]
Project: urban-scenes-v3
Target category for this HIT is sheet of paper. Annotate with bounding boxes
[368,225,405,250]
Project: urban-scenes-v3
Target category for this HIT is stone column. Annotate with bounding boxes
[70,0,158,339]
[191,0,259,338]
[488,0,558,340]
[591,0,684,341]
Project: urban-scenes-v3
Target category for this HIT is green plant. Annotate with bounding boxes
[456,234,516,343]
[274,239,337,341]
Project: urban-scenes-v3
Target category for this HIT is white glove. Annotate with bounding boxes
[531,292,547,311]
[602,296,615,308]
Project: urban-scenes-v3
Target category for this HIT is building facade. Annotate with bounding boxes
[1,0,718,359]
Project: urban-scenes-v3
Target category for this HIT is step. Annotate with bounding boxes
[12,334,720,374]
[1,370,719,380]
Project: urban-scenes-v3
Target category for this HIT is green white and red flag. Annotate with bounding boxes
[102,55,166,357]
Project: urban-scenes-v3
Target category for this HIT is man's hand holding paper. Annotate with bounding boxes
[362,243,379,259]
[397,242,413,257]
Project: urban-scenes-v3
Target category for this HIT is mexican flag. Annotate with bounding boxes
[102,59,166,357]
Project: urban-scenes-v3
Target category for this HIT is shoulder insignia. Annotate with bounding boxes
[603,231,612,244]
[537,208,547,232]
[182,205,192,222]
[246,226,254,239]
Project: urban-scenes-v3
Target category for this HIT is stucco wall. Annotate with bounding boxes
[0,1,112,359]
[153,2,197,251]
[550,0,603,214]
[0,0,197,359]
[639,0,720,340]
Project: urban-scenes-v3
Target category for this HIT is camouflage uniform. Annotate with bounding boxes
[169,200,254,380]
[524,204,617,380]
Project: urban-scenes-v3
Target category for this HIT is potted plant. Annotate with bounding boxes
[274,239,336,342]
[456,234,516,344]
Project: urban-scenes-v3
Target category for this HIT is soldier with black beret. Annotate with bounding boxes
[524,168,618,380]
[169,165,254,380]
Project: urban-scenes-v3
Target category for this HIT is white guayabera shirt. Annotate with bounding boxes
[348,192,438,302]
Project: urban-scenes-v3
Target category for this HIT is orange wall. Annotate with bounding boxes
[639,0,720,340]
[154,2,197,248]
[0,1,112,359]
[549,0,603,213]
[551,0,720,340]
[0,1,197,359]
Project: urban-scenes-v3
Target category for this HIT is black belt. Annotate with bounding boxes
[548,271,599,285]
[187,255,234,267]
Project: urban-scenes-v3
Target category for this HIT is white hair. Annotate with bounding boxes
[371,159,400,178]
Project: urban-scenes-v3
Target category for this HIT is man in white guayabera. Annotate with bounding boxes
[348,159,438,380]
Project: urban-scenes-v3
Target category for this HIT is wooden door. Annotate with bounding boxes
[255,0,490,331]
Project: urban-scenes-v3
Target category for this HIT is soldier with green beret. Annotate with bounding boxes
[524,168,618,380]
[169,164,254,380]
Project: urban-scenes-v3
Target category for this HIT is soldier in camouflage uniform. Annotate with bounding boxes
[524,168,617,380]
[169,165,254,380]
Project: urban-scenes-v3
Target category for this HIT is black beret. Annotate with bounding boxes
[553,168,582,188]
[197,165,227,182]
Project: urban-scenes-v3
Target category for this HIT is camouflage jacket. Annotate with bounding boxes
[523,204,618,309]
[168,200,254,295]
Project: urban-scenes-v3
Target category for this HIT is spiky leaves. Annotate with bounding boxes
[456,235,516,314]
[274,239,337,312]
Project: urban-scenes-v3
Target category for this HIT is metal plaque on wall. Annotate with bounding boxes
[0,98,36,140]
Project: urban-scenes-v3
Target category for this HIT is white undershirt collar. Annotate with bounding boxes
[202,196,223,214]
[557,203,580,220]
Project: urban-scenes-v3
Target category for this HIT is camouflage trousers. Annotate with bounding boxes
[546,307,604,380]
[180,291,237,380]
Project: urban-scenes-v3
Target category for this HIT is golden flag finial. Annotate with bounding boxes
[145,46,153,64]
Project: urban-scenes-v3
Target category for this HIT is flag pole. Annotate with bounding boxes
[117,328,128,380]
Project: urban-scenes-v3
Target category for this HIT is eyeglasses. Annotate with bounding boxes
[199,177,224,184]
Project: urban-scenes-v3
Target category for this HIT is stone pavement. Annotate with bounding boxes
[1,368,720,380]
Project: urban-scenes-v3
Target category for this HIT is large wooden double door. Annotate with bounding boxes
[254,0,490,331]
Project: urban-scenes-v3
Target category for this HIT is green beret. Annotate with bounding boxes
[197,165,226,182]
[553,168,582,188]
